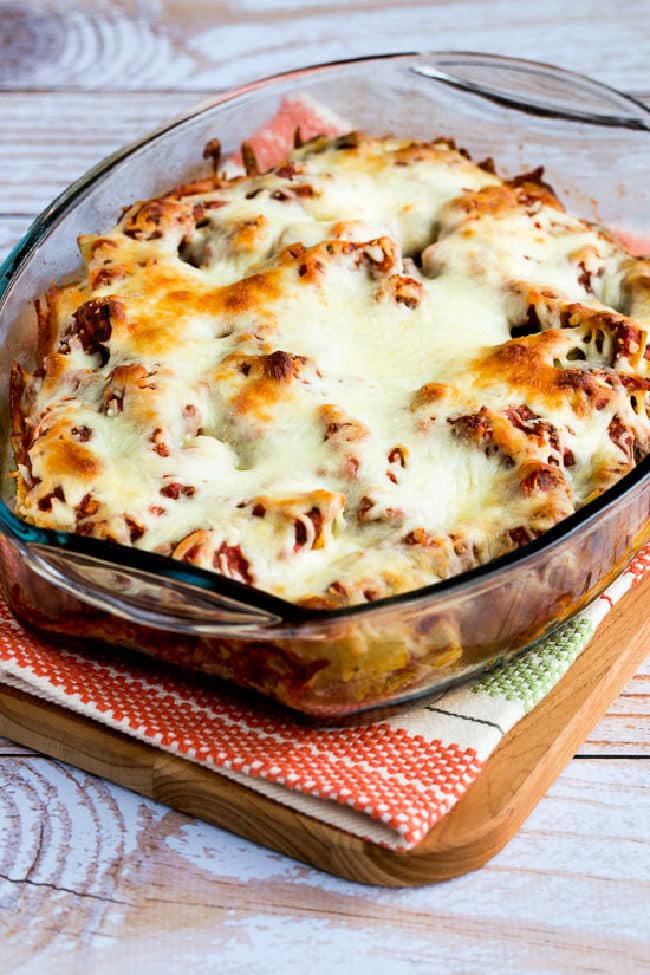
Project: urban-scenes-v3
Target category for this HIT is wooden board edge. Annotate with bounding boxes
[378,574,650,883]
[0,574,648,887]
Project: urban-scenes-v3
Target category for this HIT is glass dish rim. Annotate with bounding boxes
[1,49,649,625]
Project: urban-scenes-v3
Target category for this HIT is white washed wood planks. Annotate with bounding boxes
[1,0,650,93]
[0,92,201,214]
[584,658,650,756]
[0,216,32,255]
[0,757,648,973]
[0,737,35,756]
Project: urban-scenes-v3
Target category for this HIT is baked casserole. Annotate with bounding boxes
[11,132,650,610]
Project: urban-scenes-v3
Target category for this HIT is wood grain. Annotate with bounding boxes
[0,92,200,214]
[0,217,32,256]
[1,574,649,888]
[582,657,650,755]
[0,757,646,974]
[1,0,650,93]
[0,736,35,755]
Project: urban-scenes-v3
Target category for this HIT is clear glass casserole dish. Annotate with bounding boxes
[1,52,649,719]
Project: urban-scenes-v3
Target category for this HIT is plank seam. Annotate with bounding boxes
[572,753,650,760]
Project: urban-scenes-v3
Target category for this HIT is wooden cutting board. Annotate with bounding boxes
[0,574,648,888]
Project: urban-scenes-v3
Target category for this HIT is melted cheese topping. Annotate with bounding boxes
[12,134,650,607]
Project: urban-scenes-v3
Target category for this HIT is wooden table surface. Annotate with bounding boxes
[1,2,649,972]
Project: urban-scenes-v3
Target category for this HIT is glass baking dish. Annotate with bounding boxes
[1,52,649,719]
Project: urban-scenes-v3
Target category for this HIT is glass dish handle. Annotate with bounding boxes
[412,53,650,130]
[21,542,283,634]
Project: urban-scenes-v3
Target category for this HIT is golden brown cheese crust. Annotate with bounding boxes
[11,133,650,606]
